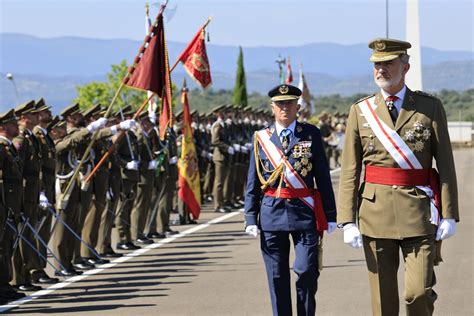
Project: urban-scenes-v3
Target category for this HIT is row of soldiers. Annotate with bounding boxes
[0,98,273,304]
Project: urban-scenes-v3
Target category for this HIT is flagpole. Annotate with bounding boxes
[59,3,169,208]
[84,92,156,183]
[170,16,213,72]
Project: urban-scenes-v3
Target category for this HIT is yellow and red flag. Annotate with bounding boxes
[177,23,212,89]
[177,81,201,219]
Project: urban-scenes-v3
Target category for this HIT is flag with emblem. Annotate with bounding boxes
[123,9,173,139]
[285,56,293,84]
[177,23,212,89]
[298,64,314,115]
[178,79,201,219]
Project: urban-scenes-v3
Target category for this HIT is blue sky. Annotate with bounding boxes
[0,0,473,51]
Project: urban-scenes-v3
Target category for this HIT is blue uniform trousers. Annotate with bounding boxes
[261,230,320,316]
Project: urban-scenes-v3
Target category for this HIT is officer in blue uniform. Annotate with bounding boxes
[244,84,337,315]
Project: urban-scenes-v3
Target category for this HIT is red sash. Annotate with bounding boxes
[365,165,441,209]
[263,187,328,232]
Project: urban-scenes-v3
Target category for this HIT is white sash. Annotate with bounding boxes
[256,129,314,209]
[358,97,439,225]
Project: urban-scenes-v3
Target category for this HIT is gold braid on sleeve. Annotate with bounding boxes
[253,131,285,198]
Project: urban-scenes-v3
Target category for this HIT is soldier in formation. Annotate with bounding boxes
[0,97,274,305]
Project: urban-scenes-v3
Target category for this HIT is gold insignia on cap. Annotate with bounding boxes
[279,85,289,94]
[375,41,386,51]
[296,126,302,133]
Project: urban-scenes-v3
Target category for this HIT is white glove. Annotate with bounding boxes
[86,117,107,133]
[245,225,259,238]
[326,222,337,235]
[39,191,50,210]
[207,153,213,160]
[241,146,248,153]
[169,156,178,165]
[343,223,363,249]
[148,160,157,170]
[148,112,156,124]
[201,150,208,158]
[106,189,113,201]
[227,147,235,155]
[125,160,139,170]
[436,219,456,241]
[233,144,241,152]
[120,119,136,130]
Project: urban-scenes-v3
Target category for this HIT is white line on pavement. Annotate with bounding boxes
[0,211,241,313]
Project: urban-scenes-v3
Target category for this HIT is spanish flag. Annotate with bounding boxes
[177,80,201,219]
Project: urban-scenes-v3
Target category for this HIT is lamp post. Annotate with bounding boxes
[275,55,286,85]
[6,73,20,104]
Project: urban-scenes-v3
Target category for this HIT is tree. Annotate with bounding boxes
[75,60,147,111]
[232,46,248,107]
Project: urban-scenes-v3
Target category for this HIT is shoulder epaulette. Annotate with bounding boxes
[414,90,438,100]
[354,94,376,105]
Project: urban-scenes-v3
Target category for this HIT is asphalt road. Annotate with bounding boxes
[1,148,472,315]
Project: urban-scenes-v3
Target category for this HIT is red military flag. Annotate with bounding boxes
[178,80,201,219]
[177,24,212,89]
[123,13,169,97]
[123,8,173,139]
[285,56,293,84]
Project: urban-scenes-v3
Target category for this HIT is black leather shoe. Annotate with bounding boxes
[15,284,42,292]
[35,276,59,284]
[54,269,81,277]
[116,242,141,250]
[73,262,95,270]
[147,232,166,239]
[85,257,110,265]
[127,242,141,249]
[3,290,26,300]
[116,242,132,250]
[164,229,179,237]
[99,251,123,258]
[187,219,198,224]
[214,207,228,213]
[135,237,153,244]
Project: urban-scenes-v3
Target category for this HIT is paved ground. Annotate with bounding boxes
[1,148,472,315]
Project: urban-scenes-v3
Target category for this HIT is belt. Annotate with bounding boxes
[263,187,328,233]
[365,165,430,186]
[365,165,441,208]
[264,187,314,198]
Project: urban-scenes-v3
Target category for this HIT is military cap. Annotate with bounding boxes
[97,106,107,116]
[190,109,198,117]
[0,109,17,125]
[175,109,184,118]
[47,115,64,130]
[34,98,51,112]
[368,38,411,62]
[82,103,102,118]
[121,105,135,117]
[60,103,81,118]
[268,84,302,101]
[243,105,253,112]
[14,100,36,116]
[211,104,227,113]
[138,111,151,121]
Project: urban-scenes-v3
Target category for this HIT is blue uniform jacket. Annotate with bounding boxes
[244,121,337,231]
